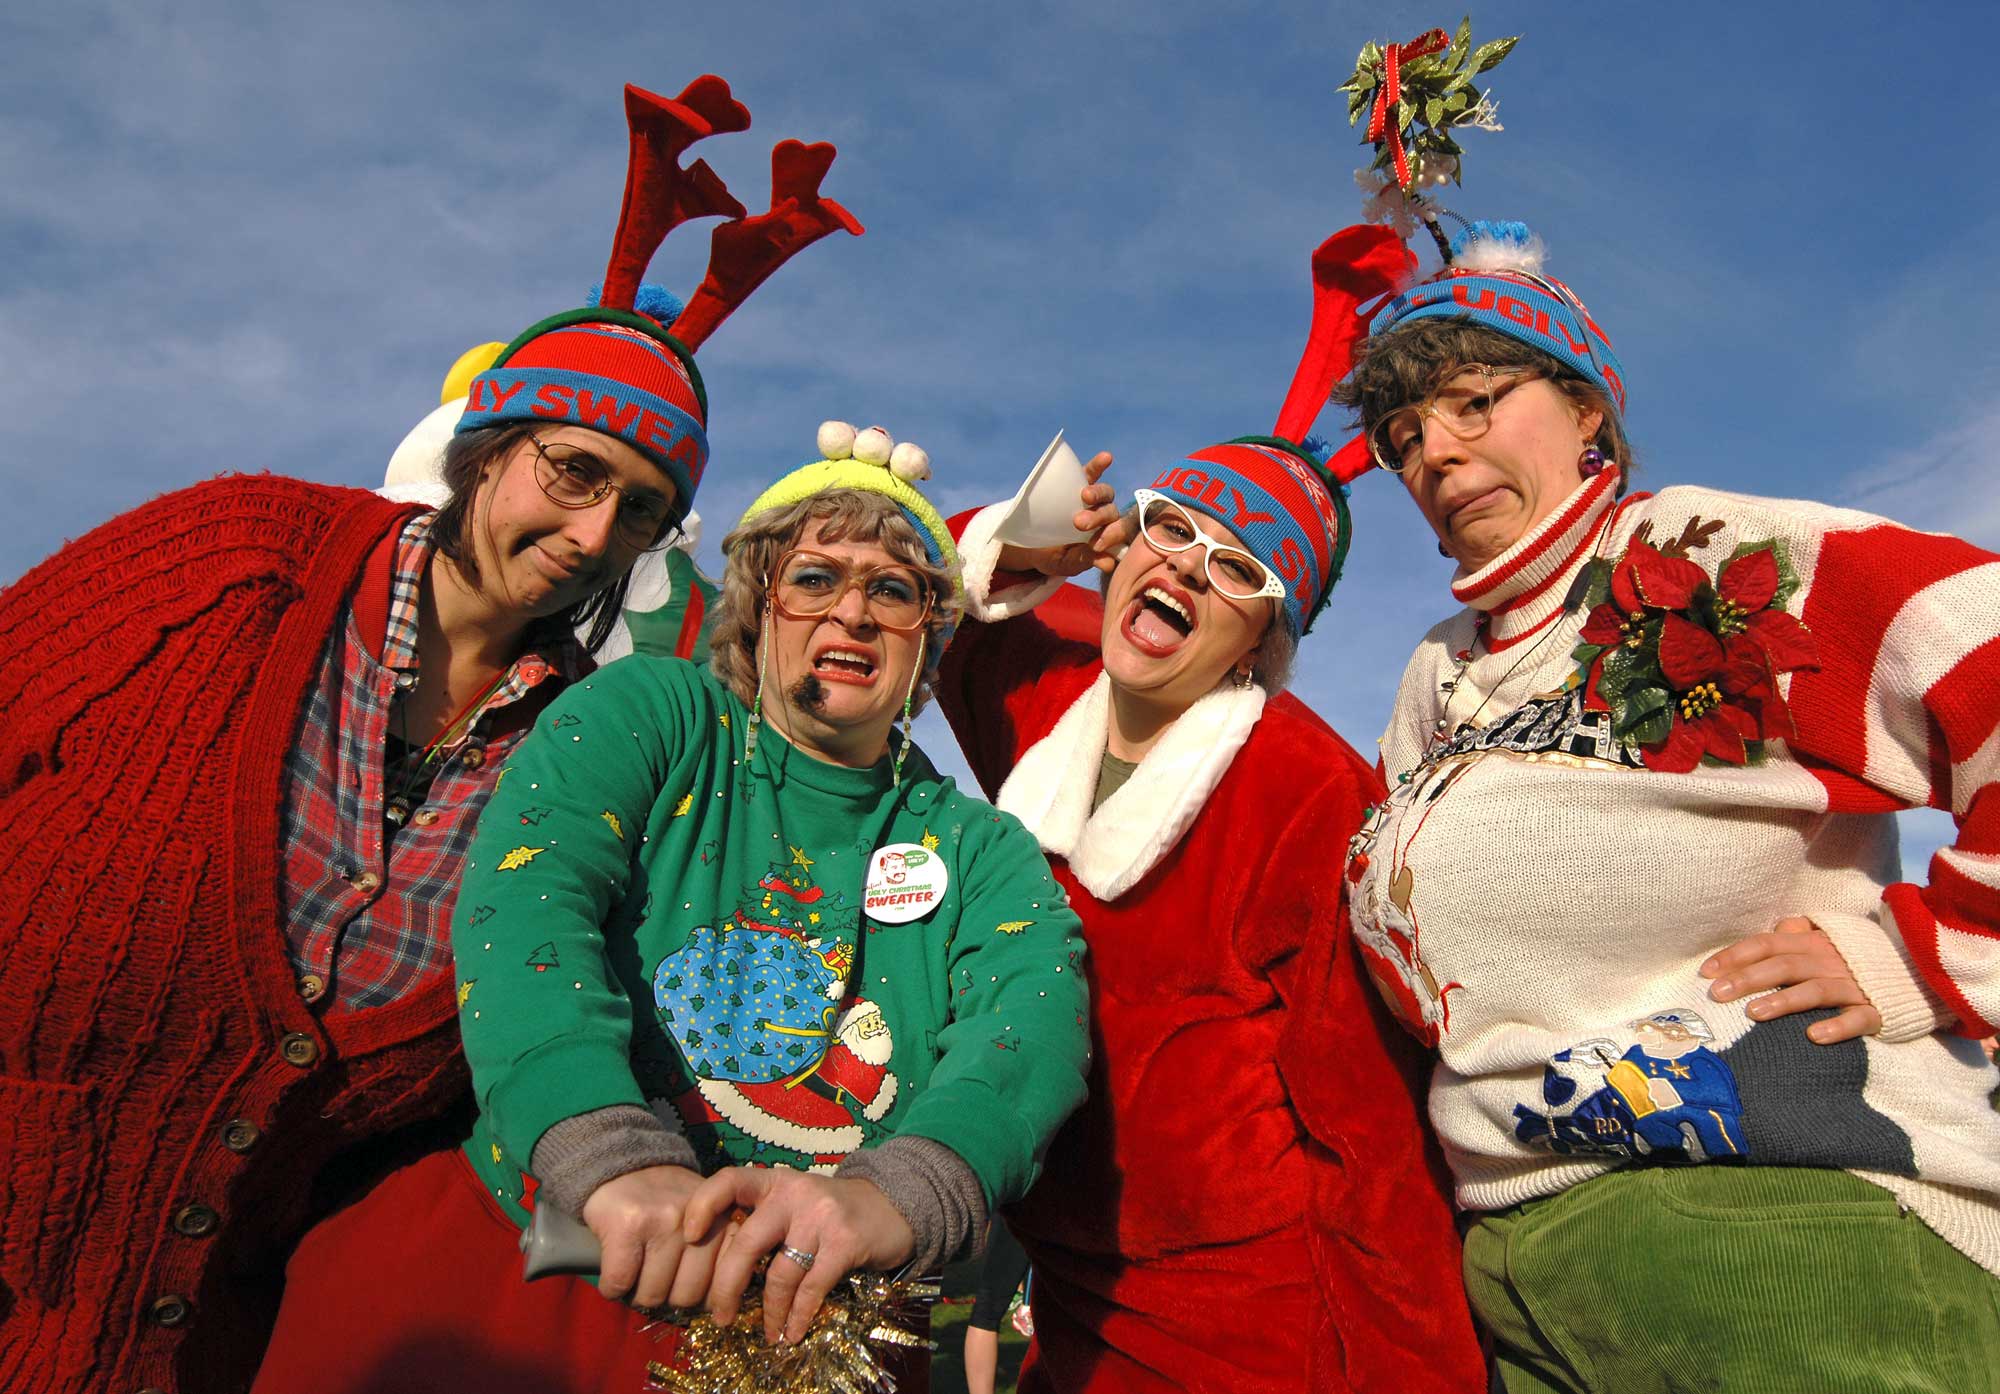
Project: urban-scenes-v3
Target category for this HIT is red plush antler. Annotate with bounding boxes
[1271,224,1418,482]
[670,139,865,351]
[599,78,752,314]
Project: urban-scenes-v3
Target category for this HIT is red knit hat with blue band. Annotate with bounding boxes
[1146,224,1417,638]
[456,78,862,525]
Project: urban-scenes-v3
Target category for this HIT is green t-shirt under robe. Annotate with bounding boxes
[451,657,1091,1227]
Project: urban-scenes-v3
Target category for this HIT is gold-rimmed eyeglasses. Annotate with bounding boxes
[767,549,934,633]
[1369,364,1545,475]
[525,433,681,551]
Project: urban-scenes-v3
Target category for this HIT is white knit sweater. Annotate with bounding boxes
[1348,469,2000,1274]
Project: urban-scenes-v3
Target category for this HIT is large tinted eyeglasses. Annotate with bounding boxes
[526,434,680,550]
[768,549,934,633]
[1132,491,1285,601]
[1369,364,1544,474]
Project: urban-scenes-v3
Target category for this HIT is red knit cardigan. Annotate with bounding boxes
[0,477,471,1394]
[935,568,1485,1393]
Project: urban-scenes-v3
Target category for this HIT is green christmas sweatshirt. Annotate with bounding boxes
[452,657,1090,1227]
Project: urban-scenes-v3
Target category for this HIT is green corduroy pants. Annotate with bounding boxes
[1462,1166,2000,1394]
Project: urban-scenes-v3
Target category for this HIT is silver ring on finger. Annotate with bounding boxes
[779,1245,817,1272]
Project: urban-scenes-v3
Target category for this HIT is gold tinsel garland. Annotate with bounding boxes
[643,1273,939,1394]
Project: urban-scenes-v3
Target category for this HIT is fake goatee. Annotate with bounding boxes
[789,673,829,715]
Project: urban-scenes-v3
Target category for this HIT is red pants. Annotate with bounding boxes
[254,1145,932,1393]
[252,1147,674,1394]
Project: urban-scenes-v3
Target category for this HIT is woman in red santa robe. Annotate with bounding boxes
[934,226,1485,1392]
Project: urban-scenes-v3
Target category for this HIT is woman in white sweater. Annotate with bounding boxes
[1334,221,2000,1393]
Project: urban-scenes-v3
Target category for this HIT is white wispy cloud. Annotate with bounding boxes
[1834,396,2000,549]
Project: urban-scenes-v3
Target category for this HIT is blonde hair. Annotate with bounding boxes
[713,489,963,715]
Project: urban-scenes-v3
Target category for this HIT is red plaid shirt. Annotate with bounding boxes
[280,514,582,1011]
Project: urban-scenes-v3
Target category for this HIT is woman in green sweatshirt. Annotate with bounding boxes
[452,422,1091,1377]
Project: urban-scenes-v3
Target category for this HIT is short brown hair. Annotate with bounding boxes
[713,490,962,714]
[429,423,634,654]
[1330,317,1635,483]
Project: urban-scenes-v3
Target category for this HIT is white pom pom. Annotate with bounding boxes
[817,420,857,460]
[889,442,931,482]
[1453,230,1548,276]
[852,426,894,467]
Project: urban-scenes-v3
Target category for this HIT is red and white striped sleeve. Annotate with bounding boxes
[1789,520,2000,1039]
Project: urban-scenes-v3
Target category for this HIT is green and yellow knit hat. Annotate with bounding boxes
[738,421,962,608]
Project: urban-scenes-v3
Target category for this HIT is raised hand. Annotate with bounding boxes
[997,451,1132,578]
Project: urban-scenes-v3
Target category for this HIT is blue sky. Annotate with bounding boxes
[4,1,1991,862]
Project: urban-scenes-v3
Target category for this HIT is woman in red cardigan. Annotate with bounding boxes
[0,77,860,1394]
[929,229,1483,1394]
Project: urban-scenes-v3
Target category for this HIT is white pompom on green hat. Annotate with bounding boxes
[737,421,961,603]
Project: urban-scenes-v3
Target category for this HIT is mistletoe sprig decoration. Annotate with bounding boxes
[1340,17,1519,193]
[1569,533,1821,775]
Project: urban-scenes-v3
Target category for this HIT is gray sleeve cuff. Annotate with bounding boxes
[529,1104,700,1218]
[833,1134,989,1271]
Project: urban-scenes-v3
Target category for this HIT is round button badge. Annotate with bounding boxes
[863,843,949,925]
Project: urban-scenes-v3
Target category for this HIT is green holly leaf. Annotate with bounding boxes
[1614,685,1673,741]
[1445,89,1470,113]
[1446,15,1472,68]
[1426,96,1446,126]
[1347,87,1371,123]
[1598,642,1656,704]
[1395,97,1416,130]
[1627,707,1674,747]
[1472,35,1520,73]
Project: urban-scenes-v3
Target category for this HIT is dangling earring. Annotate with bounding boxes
[1578,446,1607,479]
[891,638,925,787]
[746,604,771,763]
[1233,667,1255,691]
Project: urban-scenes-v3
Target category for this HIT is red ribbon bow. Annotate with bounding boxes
[1365,28,1450,190]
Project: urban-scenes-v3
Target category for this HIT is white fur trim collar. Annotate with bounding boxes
[996,672,1265,901]
[958,503,1067,622]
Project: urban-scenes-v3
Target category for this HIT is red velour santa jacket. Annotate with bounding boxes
[933,507,1484,1393]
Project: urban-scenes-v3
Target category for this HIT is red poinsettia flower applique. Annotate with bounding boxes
[1710,546,1819,724]
[1571,535,1821,772]
[1577,540,1712,712]
[1644,614,1763,771]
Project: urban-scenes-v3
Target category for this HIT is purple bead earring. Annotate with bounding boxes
[1578,446,1607,479]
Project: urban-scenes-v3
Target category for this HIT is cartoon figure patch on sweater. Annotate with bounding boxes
[649,845,897,1169]
[1513,1010,1749,1162]
[673,996,899,1169]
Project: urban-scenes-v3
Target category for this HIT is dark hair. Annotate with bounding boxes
[429,423,634,654]
[1330,318,1635,485]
